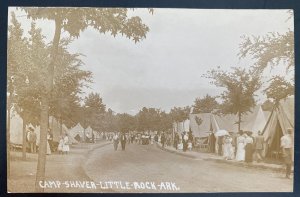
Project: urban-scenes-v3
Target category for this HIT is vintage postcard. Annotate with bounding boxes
[7,7,294,193]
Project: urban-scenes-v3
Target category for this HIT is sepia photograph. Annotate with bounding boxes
[6,7,294,193]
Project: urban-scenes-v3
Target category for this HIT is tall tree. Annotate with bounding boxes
[83,92,106,136]
[22,8,151,191]
[204,67,261,131]
[192,94,219,114]
[239,30,294,72]
[170,106,191,132]
[263,76,294,104]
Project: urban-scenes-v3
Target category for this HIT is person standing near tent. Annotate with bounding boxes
[209,133,216,153]
[217,136,224,156]
[244,131,254,163]
[63,134,70,155]
[182,132,189,152]
[92,132,95,143]
[236,131,246,161]
[223,135,234,160]
[281,128,293,179]
[58,136,64,154]
[113,132,119,151]
[174,133,179,150]
[28,127,37,153]
[254,131,264,162]
[120,132,126,151]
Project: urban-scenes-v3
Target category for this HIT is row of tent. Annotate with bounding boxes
[174,96,294,156]
[9,109,100,146]
[189,105,271,137]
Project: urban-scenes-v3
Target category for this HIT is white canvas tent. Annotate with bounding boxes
[240,106,270,136]
[9,109,23,145]
[189,113,214,138]
[49,116,67,142]
[68,123,84,142]
[9,108,41,146]
[173,119,190,134]
[262,96,294,158]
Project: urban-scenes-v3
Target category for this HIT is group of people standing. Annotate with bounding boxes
[172,131,194,152]
[26,126,70,155]
[218,129,293,178]
[218,130,265,163]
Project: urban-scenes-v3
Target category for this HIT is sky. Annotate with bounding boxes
[8,8,294,114]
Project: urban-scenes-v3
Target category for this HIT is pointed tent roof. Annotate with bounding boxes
[262,96,294,152]
[240,106,269,136]
[213,113,238,133]
[69,123,84,138]
[62,124,78,144]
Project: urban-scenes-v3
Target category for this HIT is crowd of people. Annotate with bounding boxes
[214,130,264,163]
[206,129,294,179]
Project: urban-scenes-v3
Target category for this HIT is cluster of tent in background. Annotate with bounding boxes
[9,112,100,149]
[174,96,294,159]
[9,96,294,159]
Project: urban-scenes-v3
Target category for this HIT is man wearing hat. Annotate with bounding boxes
[281,128,294,179]
[28,127,37,153]
[254,131,264,162]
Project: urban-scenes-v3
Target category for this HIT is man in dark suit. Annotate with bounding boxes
[120,132,126,151]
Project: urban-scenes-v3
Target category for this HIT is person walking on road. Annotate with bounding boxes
[254,131,264,162]
[113,132,119,151]
[161,132,166,148]
[281,128,293,179]
[120,132,126,151]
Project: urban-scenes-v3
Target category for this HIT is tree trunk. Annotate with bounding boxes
[35,96,48,192]
[22,116,27,160]
[238,111,241,132]
[60,114,62,135]
[35,17,62,192]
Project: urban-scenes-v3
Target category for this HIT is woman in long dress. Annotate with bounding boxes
[223,135,233,160]
[63,134,70,155]
[236,132,246,161]
[46,133,52,155]
[245,132,254,163]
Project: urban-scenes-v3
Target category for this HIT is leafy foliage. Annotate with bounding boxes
[263,76,294,103]
[204,67,261,129]
[239,31,294,72]
[192,94,219,114]
[22,8,150,43]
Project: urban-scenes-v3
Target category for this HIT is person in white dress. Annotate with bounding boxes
[223,135,234,160]
[58,136,64,154]
[63,134,70,155]
[235,131,246,161]
[46,133,52,155]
